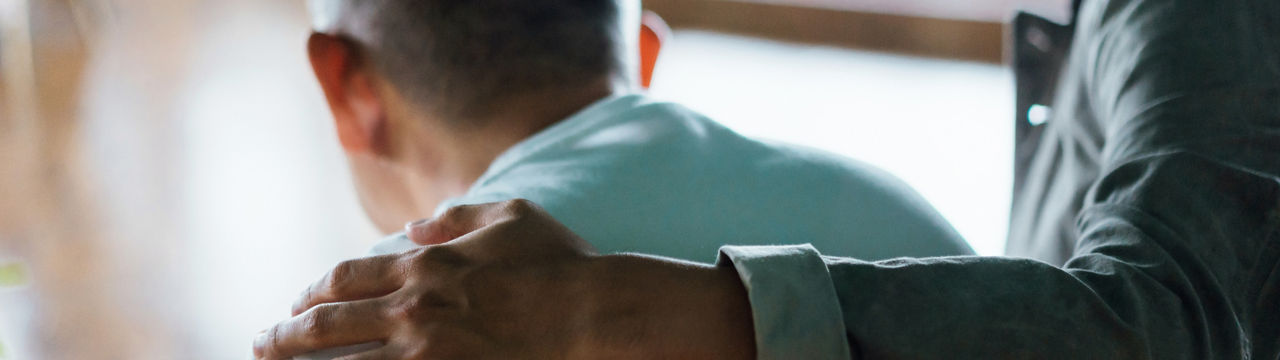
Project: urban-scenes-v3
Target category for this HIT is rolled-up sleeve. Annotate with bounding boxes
[717,245,852,360]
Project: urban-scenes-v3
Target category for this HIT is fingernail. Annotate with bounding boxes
[404,218,430,232]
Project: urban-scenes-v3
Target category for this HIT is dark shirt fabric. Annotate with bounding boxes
[1005,8,1101,266]
[835,0,1280,357]
[720,0,1277,357]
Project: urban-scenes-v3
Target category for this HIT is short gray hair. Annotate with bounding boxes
[309,0,622,122]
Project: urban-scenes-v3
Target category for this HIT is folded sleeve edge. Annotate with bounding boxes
[717,245,854,360]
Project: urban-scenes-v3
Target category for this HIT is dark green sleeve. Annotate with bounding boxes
[826,0,1280,358]
[828,154,1279,358]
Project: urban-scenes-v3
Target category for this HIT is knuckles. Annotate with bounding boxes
[498,198,538,218]
[408,245,469,272]
[387,286,461,322]
[300,303,339,344]
[388,294,425,322]
[325,259,360,295]
[440,198,538,223]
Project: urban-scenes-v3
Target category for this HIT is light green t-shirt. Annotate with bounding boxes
[372,94,973,261]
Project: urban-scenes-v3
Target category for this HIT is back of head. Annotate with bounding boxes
[311,0,624,122]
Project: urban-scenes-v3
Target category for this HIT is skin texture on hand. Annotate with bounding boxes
[254,199,755,359]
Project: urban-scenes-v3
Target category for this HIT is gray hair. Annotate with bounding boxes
[308,0,623,122]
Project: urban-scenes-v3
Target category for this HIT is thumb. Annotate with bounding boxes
[405,201,515,245]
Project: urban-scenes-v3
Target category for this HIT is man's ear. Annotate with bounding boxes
[639,11,669,89]
[307,32,388,155]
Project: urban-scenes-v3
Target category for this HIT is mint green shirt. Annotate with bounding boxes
[372,94,973,261]
[717,0,1280,357]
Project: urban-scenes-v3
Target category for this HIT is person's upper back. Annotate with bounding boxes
[377,94,973,262]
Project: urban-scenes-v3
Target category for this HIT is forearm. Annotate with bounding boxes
[578,254,755,359]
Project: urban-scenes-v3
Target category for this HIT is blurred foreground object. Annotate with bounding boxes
[0,0,164,358]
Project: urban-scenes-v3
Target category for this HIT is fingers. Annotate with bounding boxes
[408,199,541,246]
[255,299,393,360]
[293,253,407,316]
[405,216,459,246]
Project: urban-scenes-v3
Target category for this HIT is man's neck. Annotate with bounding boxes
[408,79,622,213]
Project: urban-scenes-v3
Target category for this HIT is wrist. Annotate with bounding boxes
[574,254,756,359]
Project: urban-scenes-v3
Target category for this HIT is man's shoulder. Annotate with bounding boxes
[746,139,913,192]
[448,102,973,258]
[606,98,900,185]
[504,97,909,195]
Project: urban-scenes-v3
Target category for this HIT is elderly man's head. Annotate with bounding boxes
[305,0,648,233]
[308,0,637,121]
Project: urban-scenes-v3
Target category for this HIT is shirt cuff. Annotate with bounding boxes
[718,245,852,360]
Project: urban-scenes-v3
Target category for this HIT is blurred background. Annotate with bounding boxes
[0,0,1067,358]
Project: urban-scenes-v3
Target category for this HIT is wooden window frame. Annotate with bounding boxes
[643,0,1007,63]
